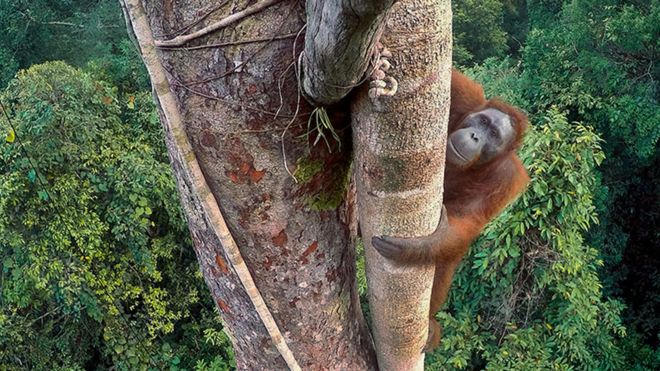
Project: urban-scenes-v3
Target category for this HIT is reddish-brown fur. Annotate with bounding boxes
[429,70,529,349]
[444,70,528,227]
[378,69,530,350]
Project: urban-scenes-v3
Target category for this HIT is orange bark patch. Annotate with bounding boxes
[216,298,230,314]
[299,241,319,264]
[224,137,266,184]
[249,169,265,183]
[215,254,229,274]
[272,229,288,247]
[226,171,240,183]
[224,160,265,184]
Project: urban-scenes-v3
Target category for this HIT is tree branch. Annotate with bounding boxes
[18,11,84,28]
[154,0,283,47]
[157,32,297,51]
[301,0,397,106]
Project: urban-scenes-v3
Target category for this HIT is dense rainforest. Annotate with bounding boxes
[0,0,657,369]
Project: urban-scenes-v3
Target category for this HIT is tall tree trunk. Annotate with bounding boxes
[301,0,452,367]
[353,0,452,369]
[122,0,374,369]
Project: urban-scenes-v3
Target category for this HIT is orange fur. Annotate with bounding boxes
[396,69,530,351]
[431,71,528,349]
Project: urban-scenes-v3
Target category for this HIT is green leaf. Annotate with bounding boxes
[27,169,37,183]
[127,95,136,109]
[38,190,49,201]
[5,128,15,143]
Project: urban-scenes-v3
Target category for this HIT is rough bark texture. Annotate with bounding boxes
[352,0,452,369]
[123,0,375,369]
[302,0,397,106]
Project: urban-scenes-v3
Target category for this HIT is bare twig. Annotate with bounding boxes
[44,21,84,27]
[155,0,284,47]
[19,10,84,28]
[158,32,297,51]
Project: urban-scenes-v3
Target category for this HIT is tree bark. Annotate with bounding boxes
[302,0,397,105]
[302,0,453,367]
[352,1,452,369]
[123,0,451,368]
[122,0,374,369]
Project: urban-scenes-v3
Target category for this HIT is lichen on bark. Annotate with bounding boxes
[293,152,352,211]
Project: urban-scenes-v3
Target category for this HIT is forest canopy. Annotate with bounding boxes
[0,0,658,369]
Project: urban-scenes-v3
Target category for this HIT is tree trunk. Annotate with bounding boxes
[352,0,452,369]
[122,0,452,368]
[122,0,374,369]
[301,0,452,367]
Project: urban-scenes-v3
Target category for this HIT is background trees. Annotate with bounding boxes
[0,0,658,369]
[0,62,233,368]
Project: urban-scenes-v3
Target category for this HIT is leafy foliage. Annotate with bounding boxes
[457,1,659,364]
[0,0,658,368]
[519,0,660,347]
[452,0,529,66]
[453,0,508,66]
[0,62,233,369]
[0,0,149,91]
